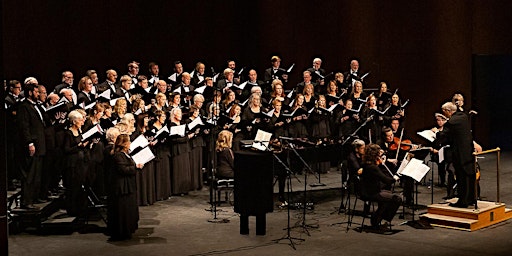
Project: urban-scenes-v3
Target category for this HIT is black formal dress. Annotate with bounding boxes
[63,129,89,216]
[152,125,172,200]
[107,152,140,240]
[169,122,193,194]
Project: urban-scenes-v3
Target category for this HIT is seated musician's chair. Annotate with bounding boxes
[214,178,234,206]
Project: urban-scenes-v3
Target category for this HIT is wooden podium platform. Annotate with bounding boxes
[420,198,512,231]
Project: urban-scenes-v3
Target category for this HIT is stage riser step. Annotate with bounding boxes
[421,200,512,231]
[427,207,507,220]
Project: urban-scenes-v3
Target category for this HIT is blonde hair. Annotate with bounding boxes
[216,130,233,151]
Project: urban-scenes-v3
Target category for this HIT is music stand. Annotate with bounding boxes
[398,152,433,229]
[287,142,319,236]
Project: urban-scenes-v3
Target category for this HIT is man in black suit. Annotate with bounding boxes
[53,71,77,104]
[296,70,317,95]
[264,56,288,84]
[168,61,184,88]
[147,62,163,87]
[174,72,195,107]
[127,61,140,85]
[437,102,475,208]
[216,68,237,93]
[307,58,327,94]
[96,69,122,99]
[17,82,47,209]
[344,59,362,88]
[5,80,24,190]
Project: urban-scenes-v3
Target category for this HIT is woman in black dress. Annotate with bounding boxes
[151,110,172,200]
[107,134,143,241]
[185,105,206,190]
[169,107,194,195]
[133,113,156,205]
[63,110,90,217]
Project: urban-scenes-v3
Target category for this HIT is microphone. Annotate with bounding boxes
[279,136,295,141]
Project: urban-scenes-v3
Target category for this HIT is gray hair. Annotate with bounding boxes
[352,139,365,149]
[441,102,457,113]
[68,110,83,124]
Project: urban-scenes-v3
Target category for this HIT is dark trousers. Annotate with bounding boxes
[21,156,43,205]
[370,190,402,226]
[240,214,266,235]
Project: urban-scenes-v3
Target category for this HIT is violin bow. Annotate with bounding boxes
[395,128,404,160]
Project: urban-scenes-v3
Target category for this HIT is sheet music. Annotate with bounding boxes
[439,145,450,163]
[98,89,111,100]
[286,90,294,98]
[327,103,339,112]
[85,102,96,110]
[399,158,430,182]
[168,73,177,82]
[187,117,204,130]
[287,63,295,73]
[238,81,247,90]
[110,98,120,106]
[45,101,65,112]
[417,129,436,142]
[262,109,274,117]
[131,146,155,165]
[170,124,186,137]
[194,85,206,94]
[81,124,102,141]
[130,134,150,153]
[251,129,272,151]
[213,73,219,83]
[155,125,169,138]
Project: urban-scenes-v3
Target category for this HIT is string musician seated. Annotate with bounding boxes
[360,144,402,230]
[377,126,418,206]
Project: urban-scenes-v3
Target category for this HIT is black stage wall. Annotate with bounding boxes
[472,55,512,150]
[2,0,512,143]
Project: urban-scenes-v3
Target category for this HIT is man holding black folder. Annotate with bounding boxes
[17,83,46,209]
[437,102,475,208]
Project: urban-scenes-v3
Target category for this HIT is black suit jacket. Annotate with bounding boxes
[17,99,46,156]
[77,91,94,106]
[438,111,474,174]
[264,67,287,83]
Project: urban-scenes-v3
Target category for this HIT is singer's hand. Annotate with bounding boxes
[393,175,400,181]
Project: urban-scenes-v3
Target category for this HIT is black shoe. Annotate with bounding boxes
[20,204,40,210]
[35,198,48,204]
[449,202,468,208]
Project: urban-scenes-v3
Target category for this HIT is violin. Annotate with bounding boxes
[389,137,413,151]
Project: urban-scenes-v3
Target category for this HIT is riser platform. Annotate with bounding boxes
[420,198,512,231]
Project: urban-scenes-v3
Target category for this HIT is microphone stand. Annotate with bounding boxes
[207,103,228,223]
[288,142,318,236]
[265,140,304,250]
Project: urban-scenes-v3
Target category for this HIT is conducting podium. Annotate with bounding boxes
[234,150,274,235]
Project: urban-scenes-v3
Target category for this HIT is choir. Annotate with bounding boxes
[5,57,415,218]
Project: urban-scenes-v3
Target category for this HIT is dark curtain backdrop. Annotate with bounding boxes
[3,0,512,147]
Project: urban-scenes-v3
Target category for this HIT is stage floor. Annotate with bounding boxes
[8,151,512,256]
